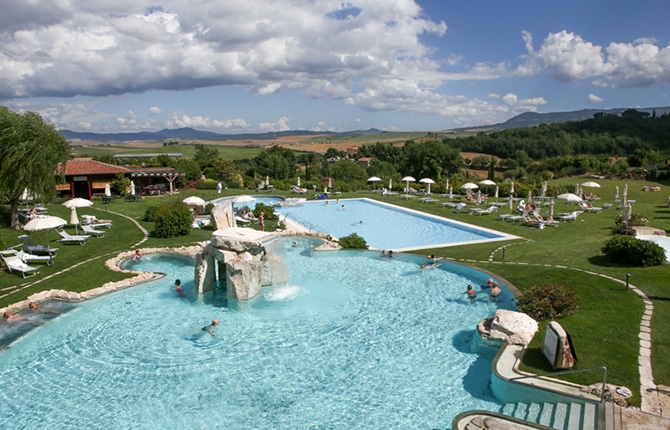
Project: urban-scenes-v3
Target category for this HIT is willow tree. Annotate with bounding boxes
[0,107,71,229]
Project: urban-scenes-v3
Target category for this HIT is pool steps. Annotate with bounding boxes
[501,400,599,429]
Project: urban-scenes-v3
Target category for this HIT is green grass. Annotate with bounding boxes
[2,178,669,407]
[71,143,265,160]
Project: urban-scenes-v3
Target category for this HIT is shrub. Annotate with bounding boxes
[516,284,578,321]
[152,202,192,238]
[253,203,275,221]
[203,203,214,215]
[338,233,368,249]
[143,205,161,222]
[601,235,666,267]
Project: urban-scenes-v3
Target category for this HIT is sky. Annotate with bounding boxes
[2,0,670,134]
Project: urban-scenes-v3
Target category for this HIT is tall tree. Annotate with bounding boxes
[0,107,71,229]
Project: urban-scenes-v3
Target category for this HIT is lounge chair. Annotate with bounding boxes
[235,216,253,226]
[82,224,106,238]
[532,211,559,227]
[2,248,54,266]
[473,206,498,216]
[1,252,39,278]
[578,202,603,213]
[558,210,584,222]
[56,229,91,245]
[81,215,113,228]
[18,235,58,256]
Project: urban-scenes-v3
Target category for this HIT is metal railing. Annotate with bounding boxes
[510,366,608,403]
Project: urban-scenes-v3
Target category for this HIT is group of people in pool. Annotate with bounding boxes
[3,302,60,323]
[173,279,220,338]
[465,279,502,303]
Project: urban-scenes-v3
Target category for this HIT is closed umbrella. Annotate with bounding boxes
[105,184,111,197]
[509,181,515,196]
[449,187,453,200]
[328,177,332,190]
[297,176,301,187]
[445,179,449,194]
[130,181,136,196]
[494,185,499,200]
[541,181,547,198]
[574,184,580,197]
[527,190,532,205]
[63,198,94,234]
[615,186,619,200]
[389,178,393,191]
[508,194,514,213]
[419,178,435,194]
[476,190,482,204]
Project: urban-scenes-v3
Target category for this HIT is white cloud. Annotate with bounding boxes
[167,112,251,132]
[523,30,670,88]
[149,106,162,114]
[259,116,291,132]
[588,93,604,102]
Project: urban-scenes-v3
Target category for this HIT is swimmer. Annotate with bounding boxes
[28,302,59,314]
[292,241,297,247]
[3,311,23,322]
[490,283,501,299]
[175,279,184,294]
[133,250,142,261]
[464,285,477,303]
[202,319,220,337]
[419,263,427,270]
[340,204,345,210]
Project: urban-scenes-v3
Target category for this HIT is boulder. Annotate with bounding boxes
[478,309,538,346]
[211,201,235,230]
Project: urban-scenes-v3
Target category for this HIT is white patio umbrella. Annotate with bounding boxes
[476,190,482,204]
[63,198,94,234]
[449,187,453,199]
[445,179,449,193]
[549,199,555,219]
[419,178,435,194]
[233,195,255,204]
[509,181,515,195]
[389,178,393,190]
[266,176,269,187]
[297,176,301,187]
[556,193,584,203]
[581,181,601,188]
[615,185,620,200]
[104,183,111,197]
[479,179,496,195]
[461,182,478,190]
[183,196,206,206]
[508,194,514,213]
[130,181,136,196]
[24,215,67,257]
[494,185,499,200]
[367,176,381,190]
[622,183,628,207]
[401,176,416,193]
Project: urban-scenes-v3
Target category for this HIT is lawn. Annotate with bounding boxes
[1,178,669,408]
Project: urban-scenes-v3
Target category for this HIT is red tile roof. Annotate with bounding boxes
[57,159,130,176]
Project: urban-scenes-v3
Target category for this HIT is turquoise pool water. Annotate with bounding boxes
[0,241,514,429]
[274,198,515,251]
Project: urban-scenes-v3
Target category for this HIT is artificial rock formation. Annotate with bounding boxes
[477,309,539,347]
[210,200,236,230]
[194,227,289,300]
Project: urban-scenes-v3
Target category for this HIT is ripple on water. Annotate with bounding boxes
[0,245,514,429]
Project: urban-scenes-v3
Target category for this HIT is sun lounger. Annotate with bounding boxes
[2,248,54,266]
[56,229,91,245]
[558,211,584,222]
[18,235,58,256]
[1,252,39,277]
[473,206,498,216]
[81,224,106,238]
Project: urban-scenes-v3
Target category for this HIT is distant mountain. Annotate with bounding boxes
[455,106,670,132]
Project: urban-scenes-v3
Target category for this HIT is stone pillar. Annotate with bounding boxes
[541,321,576,370]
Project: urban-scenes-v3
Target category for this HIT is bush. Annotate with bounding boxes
[143,205,161,222]
[601,235,666,267]
[338,233,368,249]
[253,203,275,221]
[516,284,578,321]
[152,202,192,238]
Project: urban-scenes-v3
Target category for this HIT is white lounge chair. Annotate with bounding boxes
[473,206,498,216]
[56,229,91,245]
[82,224,106,238]
[18,235,58,256]
[2,248,54,266]
[558,210,584,222]
[579,202,603,213]
[1,252,39,277]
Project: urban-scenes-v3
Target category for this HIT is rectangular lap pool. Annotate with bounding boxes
[274,198,518,251]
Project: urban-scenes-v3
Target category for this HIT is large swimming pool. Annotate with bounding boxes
[0,240,514,429]
[274,198,516,251]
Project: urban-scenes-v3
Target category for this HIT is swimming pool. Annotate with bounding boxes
[637,235,670,262]
[274,198,517,251]
[211,195,284,208]
[0,241,515,429]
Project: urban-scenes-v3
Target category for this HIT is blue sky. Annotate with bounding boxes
[2,0,670,133]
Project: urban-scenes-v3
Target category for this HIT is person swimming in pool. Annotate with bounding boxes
[202,319,220,337]
[28,302,59,314]
[464,285,477,303]
[175,279,184,295]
